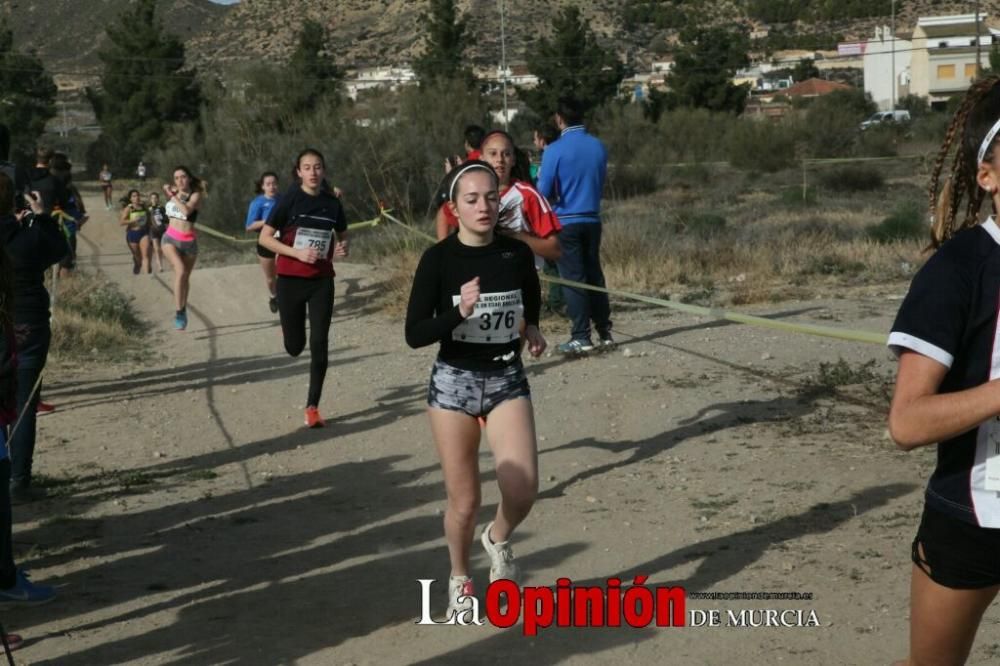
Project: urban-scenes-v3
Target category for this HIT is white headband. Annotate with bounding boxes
[448,163,495,201]
[978,117,1000,163]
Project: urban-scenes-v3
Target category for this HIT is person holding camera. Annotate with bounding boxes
[0,172,68,502]
[0,205,57,645]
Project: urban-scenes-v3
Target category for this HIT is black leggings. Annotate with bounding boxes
[0,459,15,589]
[276,276,334,408]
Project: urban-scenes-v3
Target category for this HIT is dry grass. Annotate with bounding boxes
[364,160,930,313]
[49,270,145,363]
[381,251,422,317]
[596,164,927,306]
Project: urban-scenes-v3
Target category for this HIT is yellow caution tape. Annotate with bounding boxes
[377,209,887,346]
[194,214,383,245]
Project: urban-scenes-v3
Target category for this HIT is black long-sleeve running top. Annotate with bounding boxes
[0,213,69,326]
[405,233,541,371]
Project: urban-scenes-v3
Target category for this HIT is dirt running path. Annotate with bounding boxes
[7,194,998,664]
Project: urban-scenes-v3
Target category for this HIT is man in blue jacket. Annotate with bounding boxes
[537,97,613,354]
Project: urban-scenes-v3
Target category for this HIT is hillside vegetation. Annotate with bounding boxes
[12,0,1000,84]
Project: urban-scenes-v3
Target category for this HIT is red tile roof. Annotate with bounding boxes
[784,78,853,97]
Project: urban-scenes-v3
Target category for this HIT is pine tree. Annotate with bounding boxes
[413,0,470,86]
[521,6,626,118]
[87,0,201,169]
[666,26,751,114]
[0,19,57,158]
[285,19,342,115]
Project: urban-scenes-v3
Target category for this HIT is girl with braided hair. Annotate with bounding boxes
[888,75,1000,665]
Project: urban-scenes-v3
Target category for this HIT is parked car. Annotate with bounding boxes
[860,110,912,130]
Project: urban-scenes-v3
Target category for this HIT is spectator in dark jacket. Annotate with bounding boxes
[0,125,27,212]
[0,230,56,626]
[0,171,68,501]
[26,147,68,215]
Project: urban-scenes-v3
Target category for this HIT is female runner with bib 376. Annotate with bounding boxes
[258,149,348,429]
[405,160,545,620]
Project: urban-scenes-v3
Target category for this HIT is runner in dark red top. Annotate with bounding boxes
[259,149,348,428]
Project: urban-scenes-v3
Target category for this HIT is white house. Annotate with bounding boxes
[909,14,998,106]
[344,65,417,100]
[858,25,913,110]
[496,64,539,88]
[651,59,675,74]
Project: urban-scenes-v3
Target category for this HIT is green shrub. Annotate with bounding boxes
[654,108,732,163]
[594,103,662,199]
[813,358,879,387]
[151,73,492,237]
[898,94,930,118]
[607,165,660,198]
[867,201,926,243]
[50,271,145,361]
[56,278,143,331]
[856,126,900,157]
[779,185,817,206]
[910,112,950,144]
[728,119,797,172]
[801,89,876,158]
[670,163,714,187]
[819,166,885,192]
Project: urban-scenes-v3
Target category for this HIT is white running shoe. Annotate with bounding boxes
[481,521,519,583]
[446,576,475,620]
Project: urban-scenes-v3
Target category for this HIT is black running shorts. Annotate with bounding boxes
[912,505,1000,589]
[427,359,530,418]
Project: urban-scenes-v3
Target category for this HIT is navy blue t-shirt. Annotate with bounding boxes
[889,217,1000,527]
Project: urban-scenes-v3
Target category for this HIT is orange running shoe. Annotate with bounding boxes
[304,406,325,428]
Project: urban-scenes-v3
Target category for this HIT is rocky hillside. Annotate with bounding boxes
[9,0,1000,83]
[4,0,228,84]
[179,0,1000,71]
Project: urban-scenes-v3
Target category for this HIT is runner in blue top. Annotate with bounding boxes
[245,172,282,313]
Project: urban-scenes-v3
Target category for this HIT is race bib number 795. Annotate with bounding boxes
[293,228,333,256]
[451,290,524,343]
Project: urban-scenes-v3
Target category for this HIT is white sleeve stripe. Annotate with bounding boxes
[887,332,954,368]
[518,182,553,213]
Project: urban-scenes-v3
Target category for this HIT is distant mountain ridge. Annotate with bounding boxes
[9,0,1000,85]
[5,0,228,83]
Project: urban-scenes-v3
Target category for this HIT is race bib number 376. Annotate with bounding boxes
[452,290,524,343]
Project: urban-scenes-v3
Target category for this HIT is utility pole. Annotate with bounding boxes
[891,0,896,113]
[499,0,509,129]
[976,0,982,76]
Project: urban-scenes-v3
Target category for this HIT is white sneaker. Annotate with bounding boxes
[446,575,475,619]
[481,521,519,583]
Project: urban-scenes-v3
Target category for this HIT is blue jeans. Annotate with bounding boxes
[11,323,50,487]
[556,223,612,342]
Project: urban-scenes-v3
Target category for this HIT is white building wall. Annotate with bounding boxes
[863,28,912,110]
